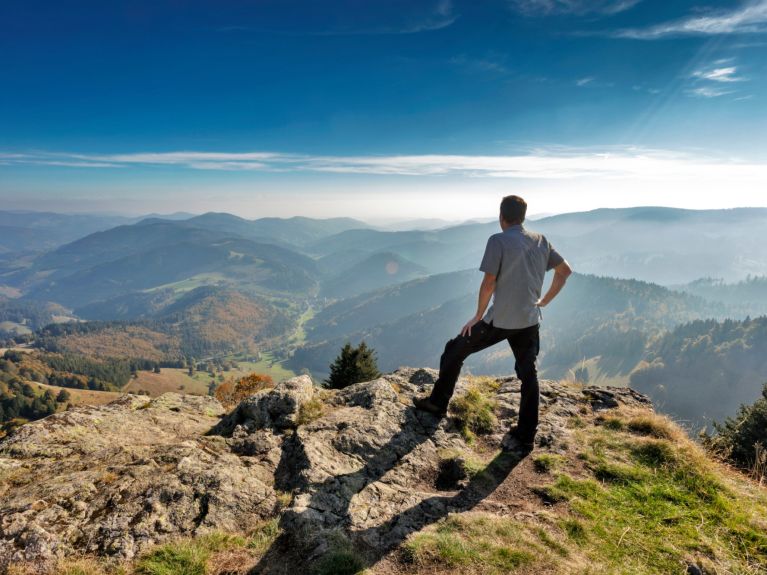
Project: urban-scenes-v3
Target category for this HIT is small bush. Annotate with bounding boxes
[215,373,274,408]
[708,382,767,478]
[296,397,325,426]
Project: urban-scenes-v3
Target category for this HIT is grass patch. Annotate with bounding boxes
[247,517,281,555]
[135,532,246,575]
[296,397,325,426]
[403,514,547,574]
[449,385,498,443]
[533,453,566,474]
[313,535,367,575]
[626,414,677,440]
[536,416,767,574]
[561,518,588,544]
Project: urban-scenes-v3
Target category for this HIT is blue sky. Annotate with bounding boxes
[1,0,766,219]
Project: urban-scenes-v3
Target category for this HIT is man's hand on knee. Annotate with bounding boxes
[461,314,483,337]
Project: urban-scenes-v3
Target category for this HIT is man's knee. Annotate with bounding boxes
[515,358,538,384]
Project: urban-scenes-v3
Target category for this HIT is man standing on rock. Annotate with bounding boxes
[414,195,572,452]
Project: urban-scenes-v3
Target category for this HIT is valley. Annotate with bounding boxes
[2,207,767,432]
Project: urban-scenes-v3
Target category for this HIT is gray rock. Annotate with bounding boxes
[0,369,653,572]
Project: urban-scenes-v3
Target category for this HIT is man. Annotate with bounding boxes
[414,195,572,453]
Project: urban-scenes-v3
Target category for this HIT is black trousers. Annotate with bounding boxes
[429,320,540,441]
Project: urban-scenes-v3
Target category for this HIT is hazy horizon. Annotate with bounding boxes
[2,1,766,219]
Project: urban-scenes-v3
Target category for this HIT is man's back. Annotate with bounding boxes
[479,224,563,329]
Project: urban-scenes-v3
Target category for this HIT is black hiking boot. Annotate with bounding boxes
[413,396,447,417]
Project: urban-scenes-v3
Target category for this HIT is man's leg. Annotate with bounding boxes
[507,324,540,441]
[428,320,508,411]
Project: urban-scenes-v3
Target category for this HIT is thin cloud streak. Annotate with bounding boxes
[692,66,746,82]
[613,0,767,39]
[3,148,767,182]
[511,0,641,16]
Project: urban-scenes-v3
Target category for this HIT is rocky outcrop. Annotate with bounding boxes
[0,368,652,573]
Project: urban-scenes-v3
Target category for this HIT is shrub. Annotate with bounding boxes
[323,342,380,390]
[707,382,767,479]
[215,373,274,408]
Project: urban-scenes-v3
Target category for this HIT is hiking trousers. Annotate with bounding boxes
[429,320,540,441]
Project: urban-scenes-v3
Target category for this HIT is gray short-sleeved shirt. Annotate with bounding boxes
[479,224,564,329]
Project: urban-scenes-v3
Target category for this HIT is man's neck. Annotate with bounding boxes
[501,221,524,232]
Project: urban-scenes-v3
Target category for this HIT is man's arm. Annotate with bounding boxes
[537,260,572,307]
[461,272,496,337]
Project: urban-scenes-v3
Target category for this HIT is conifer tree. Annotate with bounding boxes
[324,341,381,389]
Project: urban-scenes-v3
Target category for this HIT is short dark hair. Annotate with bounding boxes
[500,195,527,224]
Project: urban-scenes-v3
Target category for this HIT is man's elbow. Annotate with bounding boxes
[556,260,573,279]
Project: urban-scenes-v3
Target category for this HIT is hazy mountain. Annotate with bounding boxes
[291,273,724,382]
[309,269,480,340]
[37,286,293,361]
[309,207,767,284]
[319,252,429,299]
[138,212,370,249]
[672,276,767,316]
[0,211,136,253]
[630,316,767,430]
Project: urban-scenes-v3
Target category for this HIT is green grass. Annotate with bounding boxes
[403,514,545,574]
[534,425,767,574]
[232,352,296,382]
[449,385,498,443]
[142,273,228,294]
[313,535,367,575]
[532,453,566,474]
[135,533,245,575]
[133,524,280,575]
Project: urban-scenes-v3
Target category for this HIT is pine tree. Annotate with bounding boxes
[324,341,381,389]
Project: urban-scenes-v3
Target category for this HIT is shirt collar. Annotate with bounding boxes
[503,224,524,233]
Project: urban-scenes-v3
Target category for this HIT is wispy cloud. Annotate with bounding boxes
[450,55,511,75]
[3,148,766,182]
[221,0,457,36]
[576,76,595,86]
[686,86,736,98]
[692,65,746,82]
[510,0,641,16]
[614,0,767,39]
[687,59,749,98]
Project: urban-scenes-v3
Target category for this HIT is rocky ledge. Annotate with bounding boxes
[0,368,651,573]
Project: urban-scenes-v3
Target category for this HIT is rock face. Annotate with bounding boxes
[0,393,278,571]
[0,369,652,573]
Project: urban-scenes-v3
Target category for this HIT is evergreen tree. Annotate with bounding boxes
[324,341,381,390]
[707,383,767,476]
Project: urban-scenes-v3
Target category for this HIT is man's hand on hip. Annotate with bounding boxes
[461,315,483,338]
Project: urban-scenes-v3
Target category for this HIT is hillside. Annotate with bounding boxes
[291,273,725,382]
[630,316,767,431]
[319,252,429,299]
[35,286,293,360]
[1,368,765,574]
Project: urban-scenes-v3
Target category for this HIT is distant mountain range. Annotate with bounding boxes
[3,206,767,428]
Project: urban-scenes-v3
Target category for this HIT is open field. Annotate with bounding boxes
[124,368,211,397]
[124,356,297,398]
[30,381,125,406]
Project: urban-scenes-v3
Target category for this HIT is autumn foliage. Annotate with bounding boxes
[215,372,274,408]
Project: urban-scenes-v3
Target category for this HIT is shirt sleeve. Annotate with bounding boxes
[546,242,565,271]
[479,235,502,276]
